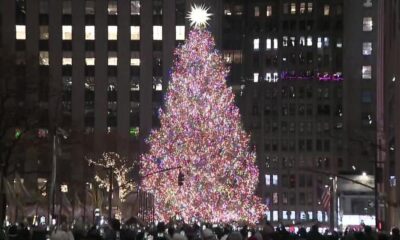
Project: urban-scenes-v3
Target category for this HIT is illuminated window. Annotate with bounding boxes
[272,175,278,185]
[266,5,272,17]
[85,52,95,65]
[282,36,288,47]
[131,1,140,15]
[317,37,322,48]
[363,17,373,31]
[108,1,118,15]
[62,25,72,40]
[290,211,296,220]
[130,52,140,66]
[283,211,288,220]
[290,3,296,14]
[254,6,260,17]
[336,39,343,48]
[176,26,185,40]
[253,73,259,83]
[324,5,330,16]
[40,26,49,40]
[272,211,278,221]
[273,38,278,49]
[363,42,372,55]
[39,51,49,65]
[307,2,313,12]
[307,36,313,46]
[108,52,118,66]
[85,26,95,40]
[130,26,140,40]
[300,2,306,14]
[153,26,162,40]
[273,192,278,204]
[273,72,279,82]
[266,73,272,82]
[265,174,271,186]
[62,52,72,65]
[317,211,323,222]
[155,83,162,91]
[324,37,329,47]
[300,36,306,46]
[362,66,372,79]
[108,26,118,40]
[266,38,272,50]
[16,25,26,40]
[253,38,259,50]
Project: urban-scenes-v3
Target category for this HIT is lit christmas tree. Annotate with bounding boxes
[140,5,266,223]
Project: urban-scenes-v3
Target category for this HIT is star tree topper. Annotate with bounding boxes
[187,4,212,29]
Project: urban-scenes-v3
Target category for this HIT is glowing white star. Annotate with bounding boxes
[187,4,212,29]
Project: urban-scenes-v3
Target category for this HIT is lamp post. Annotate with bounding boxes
[59,184,68,224]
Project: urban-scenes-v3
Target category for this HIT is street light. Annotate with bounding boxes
[59,184,68,223]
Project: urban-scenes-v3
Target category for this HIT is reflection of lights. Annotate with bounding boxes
[352,165,356,171]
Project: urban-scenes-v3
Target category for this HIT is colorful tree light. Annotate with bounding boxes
[140,23,266,223]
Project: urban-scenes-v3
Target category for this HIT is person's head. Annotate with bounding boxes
[173,233,188,240]
[364,225,372,234]
[202,228,216,240]
[227,231,242,240]
[109,218,121,231]
[392,227,400,236]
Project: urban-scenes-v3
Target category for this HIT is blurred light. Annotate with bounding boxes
[352,165,356,171]
[362,172,367,177]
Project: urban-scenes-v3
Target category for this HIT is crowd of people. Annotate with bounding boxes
[1,220,400,240]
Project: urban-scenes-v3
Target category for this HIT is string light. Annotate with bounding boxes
[140,28,266,223]
[88,152,136,202]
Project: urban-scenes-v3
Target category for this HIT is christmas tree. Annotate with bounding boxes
[140,5,266,223]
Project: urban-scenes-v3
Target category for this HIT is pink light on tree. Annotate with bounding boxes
[140,5,266,223]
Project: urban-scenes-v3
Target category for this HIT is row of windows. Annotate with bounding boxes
[265,210,328,222]
[16,25,186,41]
[254,36,339,50]
[265,139,332,153]
[37,0,141,16]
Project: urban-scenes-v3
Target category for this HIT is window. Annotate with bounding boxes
[62,25,72,40]
[363,42,372,55]
[266,73,272,82]
[363,0,372,7]
[362,66,372,79]
[108,1,118,15]
[361,91,373,103]
[153,26,162,40]
[39,51,49,65]
[336,39,343,48]
[317,37,322,48]
[130,26,140,40]
[108,52,118,66]
[273,72,279,82]
[272,175,278,185]
[300,2,306,14]
[85,0,95,14]
[272,211,278,221]
[108,26,118,40]
[307,36,313,46]
[266,38,272,50]
[40,0,49,13]
[63,0,72,14]
[265,174,271,186]
[131,1,140,15]
[85,26,95,40]
[273,38,278,49]
[363,17,373,31]
[62,52,72,65]
[176,26,185,40]
[85,52,95,65]
[290,211,296,220]
[253,38,260,50]
[324,5,330,16]
[253,73,259,83]
[282,36,288,47]
[273,192,279,204]
[283,3,289,14]
[254,6,260,17]
[40,26,49,40]
[130,52,140,66]
[324,37,329,47]
[16,25,26,40]
[290,3,296,14]
[266,6,272,17]
[307,2,313,12]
